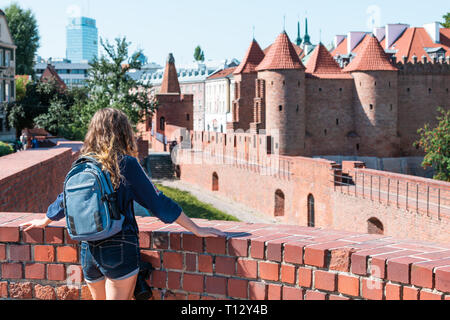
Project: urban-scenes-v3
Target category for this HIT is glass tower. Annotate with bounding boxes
[66,17,98,63]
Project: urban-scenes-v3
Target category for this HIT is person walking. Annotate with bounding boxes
[20,108,226,300]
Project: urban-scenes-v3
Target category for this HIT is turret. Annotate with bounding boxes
[343,34,400,157]
[228,39,265,132]
[255,31,306,156]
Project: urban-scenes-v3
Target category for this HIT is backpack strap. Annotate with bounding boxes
[72,154,103,170]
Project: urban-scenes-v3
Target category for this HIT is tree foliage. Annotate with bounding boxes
[80,36,156,135]
[443,13,450,28]
[194,45,205,62]
[5,3,40,75]
[414,107,450,182]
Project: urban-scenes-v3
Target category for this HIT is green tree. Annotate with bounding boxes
[4,80,73,138]
[15,76,28,101]
[80,36,156,136]
[443,13,450,28]
[414,107,450,182]
[5,3,40,75]
[194,45,205,62]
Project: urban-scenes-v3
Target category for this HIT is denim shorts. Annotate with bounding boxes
[80,231,140,283]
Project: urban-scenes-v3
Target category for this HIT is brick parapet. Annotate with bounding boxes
[0,212,448,300]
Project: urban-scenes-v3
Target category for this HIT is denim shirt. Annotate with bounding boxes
[46,155,183,235]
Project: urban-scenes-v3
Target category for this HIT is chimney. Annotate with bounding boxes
[385,24,409,49]
[373,27,386,42]
[423,22,441,44]
[347,32,367,53]
[334,35,346,49]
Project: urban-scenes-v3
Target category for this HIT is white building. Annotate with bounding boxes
[34,58,91,88]
[144,58,239,132]
[0,10,17,142]
[204,67,236,133]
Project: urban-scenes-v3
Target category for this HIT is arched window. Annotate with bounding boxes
[212,172,219,191]
[274,190,285,217]
[367,217,384,235]
[307,194,315,227]
[159,117,166,131]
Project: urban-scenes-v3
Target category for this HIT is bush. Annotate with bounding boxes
[0,141,14,157]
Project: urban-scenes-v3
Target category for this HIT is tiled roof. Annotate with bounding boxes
[160,53,181,94]
[233,40,265,74]
[305,43,343,74]
[264,42,304,58]
[343,35,398,72]
[388,27,450,62]
[256,32,305,71]
[331,37,348,56]
[40,64,67,90]
[207,67,237,80]
[331,34,371,56]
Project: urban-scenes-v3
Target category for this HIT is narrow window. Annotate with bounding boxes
[324,129,327,136]
[296,105,299,113]
[319,88,322,92]
[307,194,315,227]
[186,114,190,121]
[390,104,393,111]
[279,105,283,112]
[370,104,374,110]
[356,144,360,151]
[212,172,219,191]
[274,190,285,217]
[336,119,339,125]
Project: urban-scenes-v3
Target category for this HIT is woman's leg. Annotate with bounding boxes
[105,274,138,300]
[86,279,107,300]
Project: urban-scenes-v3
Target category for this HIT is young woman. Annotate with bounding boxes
[20,108,226,300]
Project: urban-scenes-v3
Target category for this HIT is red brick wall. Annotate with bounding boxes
[0,212,448,300]
[305,78,355,156]
[0,148,78,214]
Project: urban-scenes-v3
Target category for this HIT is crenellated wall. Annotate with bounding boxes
[0,212,448,300]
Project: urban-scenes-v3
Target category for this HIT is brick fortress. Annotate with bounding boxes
[229,31,449,158]
[138,29,450,244]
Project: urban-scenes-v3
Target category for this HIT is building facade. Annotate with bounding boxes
[146,59,239,132]
[66,16,98,63]
[204,67,236,133]
[0,10,16,142]
[34,58,91,88]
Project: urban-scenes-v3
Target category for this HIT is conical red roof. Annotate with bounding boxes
[160,53,181,94]
[305,43,343,74]
[343,34,398,72]
[234,40,265,74]
[255,32,305,71]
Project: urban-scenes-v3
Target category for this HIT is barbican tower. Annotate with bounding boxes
[343,34,400,157]
[255,31,306,156]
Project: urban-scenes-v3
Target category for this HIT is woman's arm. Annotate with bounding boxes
[20,193,65,231]
[175,212,226,238]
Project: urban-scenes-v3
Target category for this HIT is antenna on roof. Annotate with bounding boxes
[252,25,255,40]
[319,29,322,43]
[283,14,286,31]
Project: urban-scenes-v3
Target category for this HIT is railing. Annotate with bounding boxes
[331,170,450,221]
[177,149,292,180]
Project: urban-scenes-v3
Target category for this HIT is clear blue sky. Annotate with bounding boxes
[0,0,448,66]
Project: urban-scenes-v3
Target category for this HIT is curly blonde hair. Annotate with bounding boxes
[80,108,138,190]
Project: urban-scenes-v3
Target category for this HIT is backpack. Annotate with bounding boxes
[63,155,125,241]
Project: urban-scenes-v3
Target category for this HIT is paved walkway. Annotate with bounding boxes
[154,179,280,224]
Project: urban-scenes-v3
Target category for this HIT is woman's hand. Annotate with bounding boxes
[19,217,52,232]
[193,226,227,238]
[175,212,227,238]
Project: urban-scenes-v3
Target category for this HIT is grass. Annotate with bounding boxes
[155,183,240,222]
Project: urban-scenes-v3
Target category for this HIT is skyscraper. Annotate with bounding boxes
[66,16,98,63]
